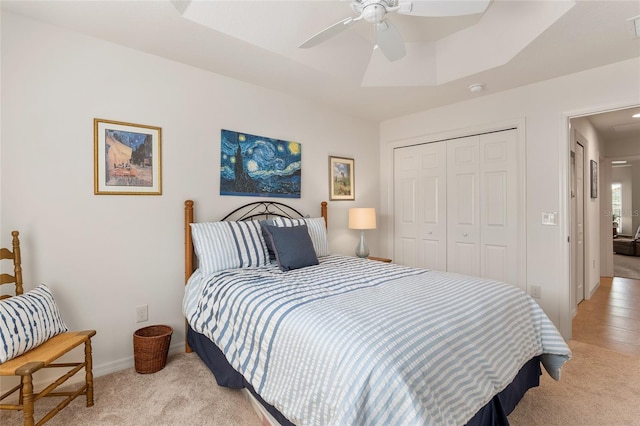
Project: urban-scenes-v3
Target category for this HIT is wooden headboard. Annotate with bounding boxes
[184,200,328,283]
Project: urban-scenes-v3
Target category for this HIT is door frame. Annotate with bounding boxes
[570,130,588,316]
[562,102,640,339]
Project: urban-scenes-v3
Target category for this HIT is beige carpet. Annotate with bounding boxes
[613,253,640,280]
[0,351,261,426]
[508,340,640,425]
[1,340,638,425]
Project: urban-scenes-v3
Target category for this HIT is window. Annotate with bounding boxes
[612,182,622,234]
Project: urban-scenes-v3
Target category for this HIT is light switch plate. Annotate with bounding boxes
[542,212,558,226]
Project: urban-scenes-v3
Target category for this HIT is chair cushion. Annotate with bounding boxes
[0,284,68,364]
[613,238,637,256]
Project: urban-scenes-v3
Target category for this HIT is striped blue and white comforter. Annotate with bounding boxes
[184,255,571,426]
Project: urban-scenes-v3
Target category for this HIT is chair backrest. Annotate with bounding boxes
[1,230,23,298]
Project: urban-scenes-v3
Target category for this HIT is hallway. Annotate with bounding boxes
[572,276,640,356]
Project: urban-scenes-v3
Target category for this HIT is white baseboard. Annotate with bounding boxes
[94,340,185,377]
[0,340,187,403]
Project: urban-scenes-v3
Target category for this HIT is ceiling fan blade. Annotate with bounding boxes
[299,16,358,49]
[376,19,406,62]
[397,0,491,17]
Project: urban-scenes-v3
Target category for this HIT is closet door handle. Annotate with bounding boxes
[463,233,468,237]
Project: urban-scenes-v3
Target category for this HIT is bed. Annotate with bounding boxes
[182,199,571,426]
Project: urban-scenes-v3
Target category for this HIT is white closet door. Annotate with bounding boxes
[393,129,520,287]
[394,145,419,267]
[479,130,518,285]
[393,142,447,270]
[447,136,480,276]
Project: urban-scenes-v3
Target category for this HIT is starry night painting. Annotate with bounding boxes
[220,129,301,198]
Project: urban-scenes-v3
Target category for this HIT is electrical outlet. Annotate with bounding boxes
[136,305,148,323]
[530,285,542,299]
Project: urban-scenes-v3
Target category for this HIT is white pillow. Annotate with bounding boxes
[634,225,640,240]
[272,217,330,257]
[0,284,69,364]
[190,220,269,274]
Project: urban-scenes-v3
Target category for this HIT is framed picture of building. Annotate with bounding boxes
[590,159,598,198]
[94,119,162,195]
[329,156,355,201]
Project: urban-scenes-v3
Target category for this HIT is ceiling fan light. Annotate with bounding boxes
[363,3,387,23]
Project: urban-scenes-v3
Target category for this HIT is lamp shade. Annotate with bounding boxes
[348,208,377,230]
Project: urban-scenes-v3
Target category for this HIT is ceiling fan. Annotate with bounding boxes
[298,0,491,62]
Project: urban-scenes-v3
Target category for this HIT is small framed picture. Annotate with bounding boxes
[329,156,355,201]
[94,119,162,195]
[590,159,597,198]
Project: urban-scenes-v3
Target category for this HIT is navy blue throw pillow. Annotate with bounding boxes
[264,224,319,271]
[259,219,276,260]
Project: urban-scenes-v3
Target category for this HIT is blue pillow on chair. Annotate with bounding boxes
[264,224,319,272]
[0,284,68,363]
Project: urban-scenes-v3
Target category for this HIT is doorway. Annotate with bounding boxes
[570,134,586,307]
[611,162,640,280]
[567,105,640,336]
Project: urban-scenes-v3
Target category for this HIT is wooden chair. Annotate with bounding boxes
[0,231,97,426]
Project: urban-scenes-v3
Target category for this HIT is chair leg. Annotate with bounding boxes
[18,380,24,405]
[21,374,35,426]
[85,337,94,407]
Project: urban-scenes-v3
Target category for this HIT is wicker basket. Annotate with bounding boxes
[133,325,173,374]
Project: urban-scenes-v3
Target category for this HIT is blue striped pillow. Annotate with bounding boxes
[190,220,269,274]
[0,284,69,364]
[273,217,330,257]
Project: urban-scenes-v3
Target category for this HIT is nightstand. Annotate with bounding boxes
[367,256,392,263]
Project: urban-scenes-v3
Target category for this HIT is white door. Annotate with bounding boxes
[393,129,520,287]
[394,142,447,270]
[479,130,519,285]
[575,141,585,304]
[447,136,480,276]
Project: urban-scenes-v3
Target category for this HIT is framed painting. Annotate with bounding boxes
[590,159,598,198]
[329,156,355,201]
[220,129,301,198]
[94,119,162,195]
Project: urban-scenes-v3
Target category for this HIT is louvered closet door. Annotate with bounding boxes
[393,142,447,270]
[447,136,481,276]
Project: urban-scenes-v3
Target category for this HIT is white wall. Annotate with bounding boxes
[604,138,640,235]
[570,117,602,298]
[380,57,640,339]
[612,165,633,235]
[632,161,640,235]
[0,11,379,378]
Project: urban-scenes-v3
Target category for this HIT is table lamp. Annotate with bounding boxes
[348,208,377,258]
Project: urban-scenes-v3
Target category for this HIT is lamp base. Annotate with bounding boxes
[355,230,369,258]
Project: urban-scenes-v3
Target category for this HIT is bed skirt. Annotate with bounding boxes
[187,327,540,426]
